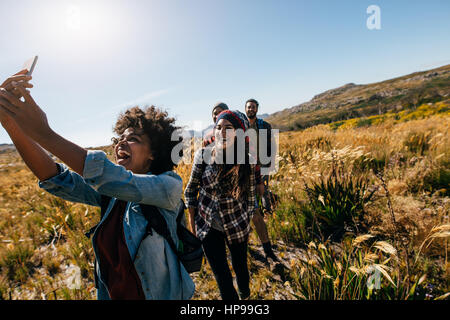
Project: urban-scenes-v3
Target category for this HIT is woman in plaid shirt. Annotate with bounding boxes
[184,110,257,300]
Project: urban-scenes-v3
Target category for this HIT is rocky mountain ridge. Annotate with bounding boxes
[267,64,450,130]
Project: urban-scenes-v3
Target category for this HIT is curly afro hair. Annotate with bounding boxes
[113,106,181,175]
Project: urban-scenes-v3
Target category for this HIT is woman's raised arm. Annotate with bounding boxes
[0,71,59,181]
[0,116,59,181]
[0,82,87,176]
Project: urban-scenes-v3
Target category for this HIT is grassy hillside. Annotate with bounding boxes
[0,110,448,299]
[329,99,449,130]
[267,64,450,131]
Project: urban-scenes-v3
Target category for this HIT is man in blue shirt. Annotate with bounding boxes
[245,98,279,262]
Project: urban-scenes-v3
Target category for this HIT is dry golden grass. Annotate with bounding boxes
[0,112,448,299]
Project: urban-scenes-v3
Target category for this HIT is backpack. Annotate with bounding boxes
[256,118,265,129]
[85,195,203,274]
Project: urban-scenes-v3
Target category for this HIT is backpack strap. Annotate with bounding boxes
[176,200,187,225]
[200,147,208,173]
[140,203,180,255]
[99,195,112,219]
[256,118,264,129]
[84,194,112,239]
[256,118,273,166]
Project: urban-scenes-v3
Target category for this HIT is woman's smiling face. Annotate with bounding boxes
[114,128,154,174]
[214,119,236,150]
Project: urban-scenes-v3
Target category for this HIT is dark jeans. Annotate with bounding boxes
[202,228,250,300]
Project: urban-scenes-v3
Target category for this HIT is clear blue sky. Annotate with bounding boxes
[1,0,449,147]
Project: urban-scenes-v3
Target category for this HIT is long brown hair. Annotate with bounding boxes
[213,137,252,200]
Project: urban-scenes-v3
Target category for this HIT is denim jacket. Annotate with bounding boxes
[38,150,195,300]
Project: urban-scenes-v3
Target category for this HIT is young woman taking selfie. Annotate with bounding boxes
[0,70,195,300]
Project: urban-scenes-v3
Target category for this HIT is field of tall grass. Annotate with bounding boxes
[266,102,449,299]
[0,102,448,300]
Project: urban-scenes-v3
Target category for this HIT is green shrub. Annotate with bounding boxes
[423,166,450,196]
[1,245,35,283]
[406,159,450,196]
[303,162,375,241]
[290,236,430,300]
[268,200,309,246]
[404,131,431,155]
[356,118,373,128]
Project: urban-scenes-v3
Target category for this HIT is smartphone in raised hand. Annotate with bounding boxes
[22,56,38,76]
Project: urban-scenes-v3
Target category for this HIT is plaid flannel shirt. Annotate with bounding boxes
[184,148,256,244]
